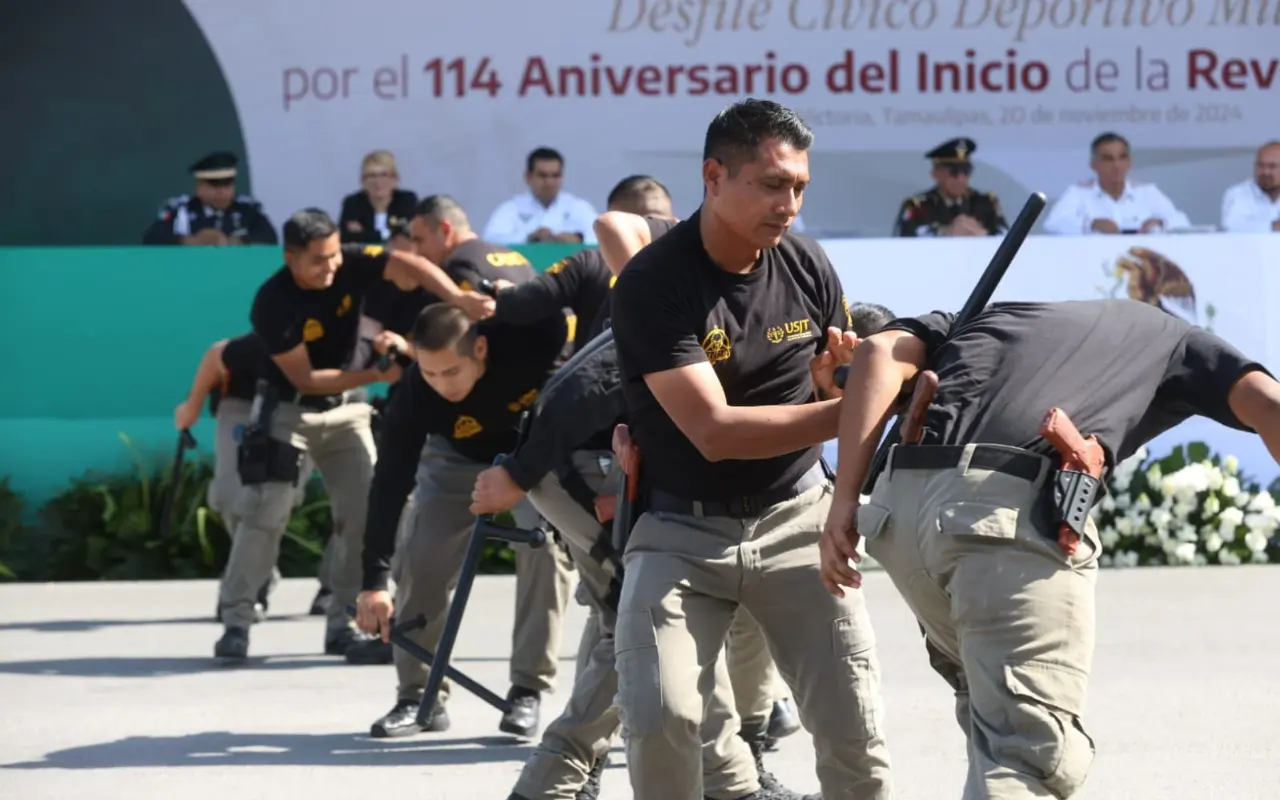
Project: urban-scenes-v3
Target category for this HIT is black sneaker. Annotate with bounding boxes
[499,685,541,737]
[763,698,801,750]
[214,627,249,663]
[370,698,450,738]
[310,586,332,616]
[576,754,608,800]
[345,635,393,665]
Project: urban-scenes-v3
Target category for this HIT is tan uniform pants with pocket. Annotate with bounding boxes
[860,443,1100,800]
[219,399,369,633]
[616,482,894,800]
[392,435,574,705]
[513,451,790,800]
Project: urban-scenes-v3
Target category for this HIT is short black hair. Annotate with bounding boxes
[410,304,480,356]
[849,302,896,338]
[1090,131,1130,155]
[414,194,470,230]
[282,208,338,250]
[526,147,564,173]
[703,98,814,175]
[606,175,671,208]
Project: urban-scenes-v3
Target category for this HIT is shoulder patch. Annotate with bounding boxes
[545,258,569,275]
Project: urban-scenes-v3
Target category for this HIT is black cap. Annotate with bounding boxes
[926,138,976,165]
[190,151,239,181]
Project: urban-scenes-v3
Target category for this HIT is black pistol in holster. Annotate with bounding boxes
[610,426,644,557]
[1039,407,1106,557]
[237,379,306,486]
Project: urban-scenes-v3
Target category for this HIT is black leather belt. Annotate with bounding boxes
[647,464,828,519]
[891,445,1043,483]
[297,388,368,412]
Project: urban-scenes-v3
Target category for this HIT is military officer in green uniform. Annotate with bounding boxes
[892,138,1007,237]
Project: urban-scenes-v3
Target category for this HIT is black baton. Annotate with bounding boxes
[835,191,1047,491]
[159,429,198,538]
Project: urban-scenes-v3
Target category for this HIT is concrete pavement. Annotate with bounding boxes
[0,568,1277,799]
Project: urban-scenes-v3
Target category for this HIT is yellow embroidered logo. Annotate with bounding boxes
[843,295,853,329]
[459,279,473,292]
[766,318,813,344]
[453,415,483,439]
[362,245,384,257]
[486,251,530,268]
[546,258,568,274]
[302,318,324,342]
[701,327,731,365]
[608,274,618,288]
[565,313,577,345]
[506,388,541,413]
[336,294,352,316]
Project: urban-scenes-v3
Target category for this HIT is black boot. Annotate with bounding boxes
[499,685,541,737]
[575,753,608,800]
[763,698,801,750]
[310,586,332,616]
[344,635,394,665]
[214,627,249,663]
[717,731,819,800]
[370,698,450,738]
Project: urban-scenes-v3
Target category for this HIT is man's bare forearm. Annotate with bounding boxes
[389,251,463,300]
[701,400,842,461]
[185,342,228,406]
[833,343,908,502]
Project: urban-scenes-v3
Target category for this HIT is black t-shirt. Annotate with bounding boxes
[361,317,567,591]
[611,210,851,500]
[249,243,390,394]
[588,216,679,340]
[884,299,1269,469]
[219,333,282,401]
[495,249,612,354]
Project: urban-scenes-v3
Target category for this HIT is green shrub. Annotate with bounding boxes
[0,433,516,581]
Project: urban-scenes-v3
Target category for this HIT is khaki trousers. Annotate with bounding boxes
[515,450,782,800]
[861,443,1100,800]
[617,480,894,800]
[393,435,574,704]
[218,400,374,634]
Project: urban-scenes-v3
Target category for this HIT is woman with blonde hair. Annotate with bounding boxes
[339,150,418,244]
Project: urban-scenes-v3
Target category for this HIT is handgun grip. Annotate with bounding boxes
[625,454,642,502]
[1039,408,1106,475]
[900,370,939,445]
[378,344,402,372]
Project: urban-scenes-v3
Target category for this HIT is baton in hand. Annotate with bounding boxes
[835,191,1047,492]
[159,429,198,538]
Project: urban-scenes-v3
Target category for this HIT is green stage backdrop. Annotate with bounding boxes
[0,244,586,506]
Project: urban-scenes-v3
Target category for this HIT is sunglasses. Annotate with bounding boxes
[363,171,395,180]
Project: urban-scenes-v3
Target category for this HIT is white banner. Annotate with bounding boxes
[182,0,1278,238]
[820,231,1280,484]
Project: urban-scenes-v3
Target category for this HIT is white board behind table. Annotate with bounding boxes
[820,232,1280,488]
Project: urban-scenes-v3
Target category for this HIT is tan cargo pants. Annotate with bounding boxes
[512,450,788,800]
[860,443,1100,800]
[218,400,374,635]
[616,479,893,800]
[392,435,575,705]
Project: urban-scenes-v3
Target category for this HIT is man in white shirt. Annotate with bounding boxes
[1220,141,1280,233]
[1042,132,1192,235]
[482,147,599,245]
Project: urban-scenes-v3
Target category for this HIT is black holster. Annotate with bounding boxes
[237,379,305,486]
[1049,468,1102,536]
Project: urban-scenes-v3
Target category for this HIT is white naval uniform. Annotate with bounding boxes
[1041,179,1192,235]
[482,190,599,245]
[1220,180,1280,233]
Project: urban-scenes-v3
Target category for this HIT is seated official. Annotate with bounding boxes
[340,150,418,244]
[482,147,598,245]
[1220,141,1280,233]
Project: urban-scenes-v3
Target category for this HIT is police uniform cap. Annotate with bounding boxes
[191,151,239,181]
[927,138,977,166]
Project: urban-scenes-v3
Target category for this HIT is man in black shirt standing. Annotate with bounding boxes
[218,208,498,662]
[823,299,1280,798]
[355,303,567,739]
[608,99,894,799]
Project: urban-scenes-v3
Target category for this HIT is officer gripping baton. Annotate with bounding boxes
[834,191,1047,492]
[159,429,198,538]
[385,410,548,729]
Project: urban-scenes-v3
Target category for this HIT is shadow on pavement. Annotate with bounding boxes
[0,615,312,633]
[0,731,535,769]
[0,655,342,677]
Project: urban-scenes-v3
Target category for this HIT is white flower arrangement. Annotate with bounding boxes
[1090,443,1280,568]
